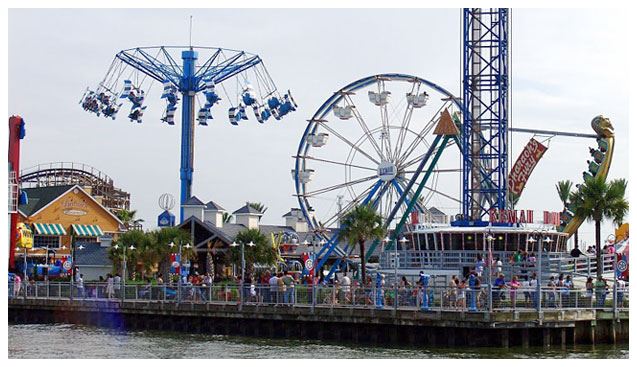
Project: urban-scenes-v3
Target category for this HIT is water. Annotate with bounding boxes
[8,323,628,359]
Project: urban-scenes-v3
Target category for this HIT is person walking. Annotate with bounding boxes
[269,272,279,305]
[77,274,85,298]
[340,273,351,304]
[547,276,557,308]
[509,275,521,309]
[594,276,607,308]
[13,274,22,298]
[585,277,594,307]
[113,273,121,298]
[277,272,286,304]
[106,274,114,299]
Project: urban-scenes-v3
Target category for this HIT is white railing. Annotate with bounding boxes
[9,281,628,314]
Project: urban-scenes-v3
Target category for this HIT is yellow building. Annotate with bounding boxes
[18,184,124,261]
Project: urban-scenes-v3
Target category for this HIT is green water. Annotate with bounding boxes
[8,323,628,359]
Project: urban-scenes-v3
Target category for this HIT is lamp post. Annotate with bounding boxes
[541,234,553,312]
[486,232,495,311]
[317,239,325,281]
[230,240,255,306]
[169,240,190,303]
[528,234,538,311]
[114,243,135,301]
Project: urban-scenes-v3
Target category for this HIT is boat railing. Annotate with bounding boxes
[379,250,617,278]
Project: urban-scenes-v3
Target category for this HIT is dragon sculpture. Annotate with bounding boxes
[558,115,615,237]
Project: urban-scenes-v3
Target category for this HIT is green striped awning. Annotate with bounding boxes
[71,224,104,237]
[33,223,67,236]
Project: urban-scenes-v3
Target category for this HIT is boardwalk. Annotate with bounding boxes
[9,282,629,348]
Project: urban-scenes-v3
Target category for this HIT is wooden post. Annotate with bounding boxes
[501,329,510,348]
[521,329,530,349]
[542,328,551,348]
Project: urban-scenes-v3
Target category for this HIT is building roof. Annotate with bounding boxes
[428,207,446,216]
[75,242,111,267]
[183,196,205,206]
[204,200,225,211]
[18,185,75,216]
[232,203,263,215]
[282,208,301,218]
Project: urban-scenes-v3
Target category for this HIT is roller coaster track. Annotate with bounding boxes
[19,161,130,212]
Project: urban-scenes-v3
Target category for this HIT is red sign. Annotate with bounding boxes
[508,138,548,196]
[411,211,419,224]
[489,209,562,225]
[489,209,534,224]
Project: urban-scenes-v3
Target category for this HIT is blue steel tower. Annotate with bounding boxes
[180,49,198,216]
[462,8,510,222]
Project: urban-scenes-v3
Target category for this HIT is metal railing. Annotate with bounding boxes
[379,250,616,278]
[8,281,628,314]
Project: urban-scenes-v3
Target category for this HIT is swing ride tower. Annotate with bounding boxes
[81,46,295,221]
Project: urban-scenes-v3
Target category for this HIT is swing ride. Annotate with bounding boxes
[80,46,296,220]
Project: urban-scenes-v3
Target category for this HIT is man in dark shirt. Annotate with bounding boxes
[570,244,583,258]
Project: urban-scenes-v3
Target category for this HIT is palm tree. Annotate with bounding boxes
[569,176,628,277]
[222,212,233,224]
[150,227,196,278]
[337,204,386,282]
[230,228,277,278]
[116,209,144,230]
[556,180,578,245]
[109,229,149,279]
[247,202,268,214]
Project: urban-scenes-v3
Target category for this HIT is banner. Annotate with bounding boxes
[508,138,548,197]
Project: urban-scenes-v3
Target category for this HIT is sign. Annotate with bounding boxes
[411,211,419,225]
[304,258,314,271]
[61,198,89,216]
[488,209,534,224]
[377,161,397,182]
[508,138,548,197]
[488,209,563,225]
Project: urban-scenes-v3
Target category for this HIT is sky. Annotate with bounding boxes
[8,8,629,246]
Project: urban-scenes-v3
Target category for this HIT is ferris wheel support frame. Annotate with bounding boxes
[297,74,467,279]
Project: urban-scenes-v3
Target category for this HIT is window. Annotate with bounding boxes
[451,234,463,250]
[74,236,98,243]
[34,235,61,249]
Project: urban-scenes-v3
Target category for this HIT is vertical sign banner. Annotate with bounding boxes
[507,138,548,197]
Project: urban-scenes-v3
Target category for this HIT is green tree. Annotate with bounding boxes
[556,180,578,246]
[109,227,195,280]
[230,228,277,279]
[337,204,386,282]
[109,229,150,279]
[569,176,628,277]
[148,227,194,277]
[116,209,144,230]
[247,202,268,214]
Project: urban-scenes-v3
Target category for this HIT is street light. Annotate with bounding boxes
[114,243,135,301]
[167,240,189,303]
[230,240,255,306]
[486,232,495,311]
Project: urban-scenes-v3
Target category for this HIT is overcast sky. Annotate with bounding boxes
[8,8,628,245]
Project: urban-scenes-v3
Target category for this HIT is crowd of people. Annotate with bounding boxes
[10,249,628,310]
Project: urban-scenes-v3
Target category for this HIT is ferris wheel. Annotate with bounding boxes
[293,74,463,236]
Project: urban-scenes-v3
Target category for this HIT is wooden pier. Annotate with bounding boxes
[8,298,628,348]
